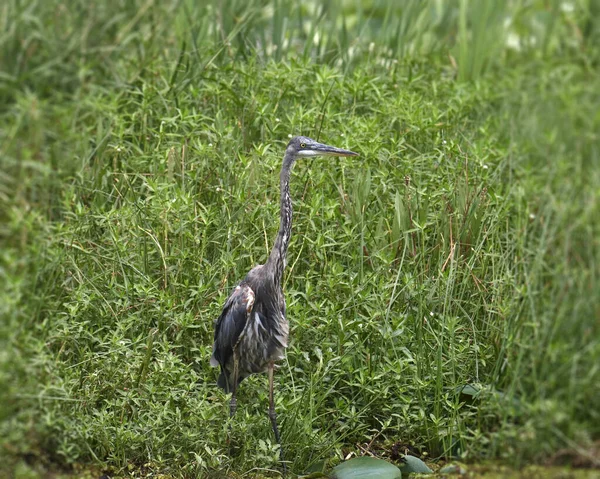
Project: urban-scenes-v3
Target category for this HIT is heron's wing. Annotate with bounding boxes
[210,283,255,368]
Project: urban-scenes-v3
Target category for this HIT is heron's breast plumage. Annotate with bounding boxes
[237,298,289,375]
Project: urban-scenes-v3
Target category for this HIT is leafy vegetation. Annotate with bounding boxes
[1,0,599,477]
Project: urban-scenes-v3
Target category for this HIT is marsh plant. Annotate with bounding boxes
[0,0,598,477]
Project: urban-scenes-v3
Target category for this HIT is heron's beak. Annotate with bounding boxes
[313,143,359,157]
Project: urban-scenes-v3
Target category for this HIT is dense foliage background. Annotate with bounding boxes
[1,0,599,477]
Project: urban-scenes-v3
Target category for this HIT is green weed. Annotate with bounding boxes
[1,0,599,477]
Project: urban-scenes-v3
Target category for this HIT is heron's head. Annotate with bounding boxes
[287,136,358,158]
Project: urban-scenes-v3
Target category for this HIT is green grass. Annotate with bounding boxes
[1,0,599,477]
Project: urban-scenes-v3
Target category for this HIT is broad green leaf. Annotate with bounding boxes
[399,455,433,474]
[332,456,402,479]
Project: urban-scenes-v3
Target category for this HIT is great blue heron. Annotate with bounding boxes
[210,136,358,468]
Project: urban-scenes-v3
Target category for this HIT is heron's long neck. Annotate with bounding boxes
[266,152,295,286]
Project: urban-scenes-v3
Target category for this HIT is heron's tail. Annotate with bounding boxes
[217,369,246,393]
[217,371,231,393]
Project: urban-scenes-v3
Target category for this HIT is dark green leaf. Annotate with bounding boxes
[399,455,433,474]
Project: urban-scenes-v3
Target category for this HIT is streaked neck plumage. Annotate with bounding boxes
[266,148,296,287]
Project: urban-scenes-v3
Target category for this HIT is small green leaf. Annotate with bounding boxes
[304,459,327,474]
[332,456,402,479]
[399,455,433,474]
[458,384,481,397]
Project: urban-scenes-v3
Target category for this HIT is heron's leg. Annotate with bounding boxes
[268,361,286,473]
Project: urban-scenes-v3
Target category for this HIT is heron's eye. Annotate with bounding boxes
[300,143,306,148]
